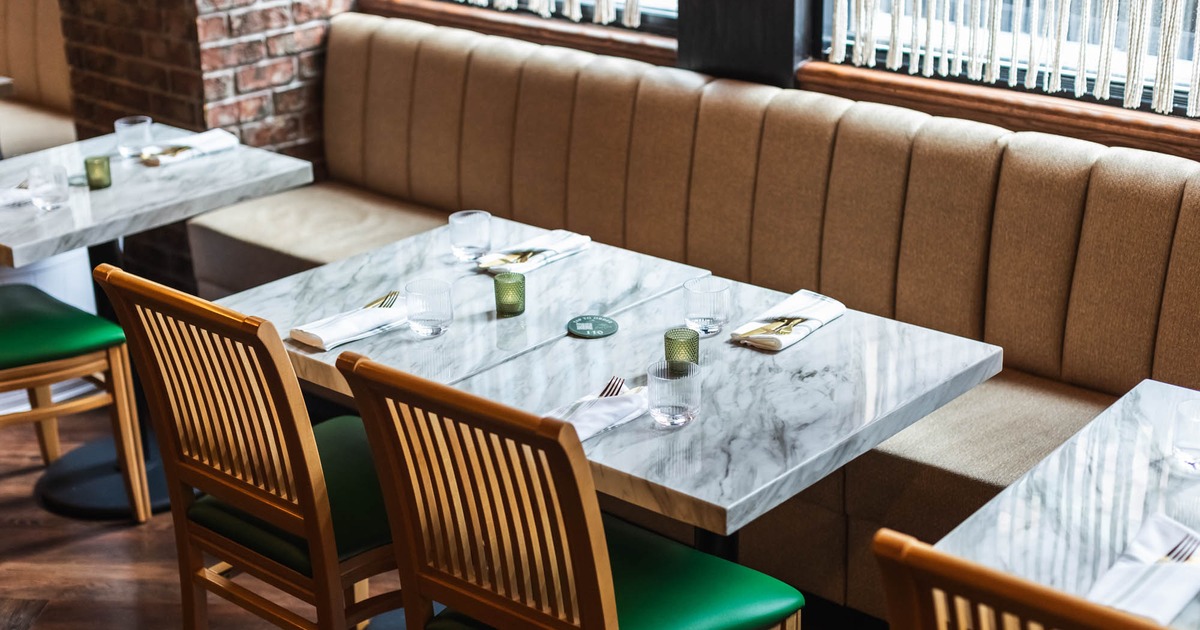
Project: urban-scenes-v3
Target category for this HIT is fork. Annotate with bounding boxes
[1110,532,1200,608]
[564,376,626,422]
[362,291,399,309]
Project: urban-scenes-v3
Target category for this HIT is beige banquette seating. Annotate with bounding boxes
[189,12,1200,618]
[0,0,76,157]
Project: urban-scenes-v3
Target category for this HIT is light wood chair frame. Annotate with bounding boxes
[874,528,1165,630]
[94,264,402,630]
[0,343,149,523]
[338,351,803,630]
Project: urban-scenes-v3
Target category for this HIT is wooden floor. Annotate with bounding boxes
[0,409,884,629]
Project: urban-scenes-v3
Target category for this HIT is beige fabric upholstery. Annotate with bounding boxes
[0,98,74,157]
[0,0,72,112]
[188,181,445,298]
[1155,173,1200,390]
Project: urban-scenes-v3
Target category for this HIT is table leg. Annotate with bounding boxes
[695,527,740,561]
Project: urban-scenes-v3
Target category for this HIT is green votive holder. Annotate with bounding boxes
[84,156,111,190]
[664,327,700,364]
[494,272,525,317]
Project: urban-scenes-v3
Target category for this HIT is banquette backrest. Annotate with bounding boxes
[324,13,1200,398]
[0,0,72,111]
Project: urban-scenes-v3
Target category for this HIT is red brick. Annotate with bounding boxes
[150,92,203,127]
[297,50,324,79]
[235,57,295,92]
[197,15,228,42]
[196,0,257,14]
[170,70,204,97]
[291,0,328,24]
[266,22,326,56]
[238,92,273,122]
[163,10,199,39]
[104,26,145,55]
[204,73,233,100]
[204,100,239,128]
[272,82,318,113]
[200,39,264,71]
[230,6,291,37]
[241,113,302,147]
[145,35,199,64]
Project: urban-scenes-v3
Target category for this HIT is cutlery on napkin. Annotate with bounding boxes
[476,229,591,274]
[141,129,240,167]
[547,380,648,441]
[730,289,846,351]
[1087,513,1200,625]
[288,296,406,351]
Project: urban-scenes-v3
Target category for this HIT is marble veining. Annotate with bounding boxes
[218,218,710,396]
[938,380,1200,628]
[452,280,1003,534]
[0,124,312,267]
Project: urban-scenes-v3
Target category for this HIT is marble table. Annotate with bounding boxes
[938,379,1200,628]
[0,123,312,267]
[453,279,1003,537]
[218,218,710,396]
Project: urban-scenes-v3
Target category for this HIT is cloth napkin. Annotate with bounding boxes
[288,305,407,351]
[476,230,591,274]
[0,188,30,207]
[730,289,846,351]
[548,386,648,441]
[151,129,240,165]
[1087,513,1200,625]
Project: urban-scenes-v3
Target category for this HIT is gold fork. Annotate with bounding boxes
[477,249,547,269]
[741,317,807,337]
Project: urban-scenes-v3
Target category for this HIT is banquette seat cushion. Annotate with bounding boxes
[0,0,76,157]
[188,12,1200,618]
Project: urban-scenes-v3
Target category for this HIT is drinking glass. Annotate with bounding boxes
[684,277,730,336]
[27,165,69,212]
[406,278,453,338]
[1175,400,1200,471]
[647,360,701,428]
[114,115,153,158]
[449,210,491,261]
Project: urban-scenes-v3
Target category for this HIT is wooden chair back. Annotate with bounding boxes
[337,352,619,630]
[93,264,341,579]
[874,528,1165,630]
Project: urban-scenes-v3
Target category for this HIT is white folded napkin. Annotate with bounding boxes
[288,305,407,351]
[548,386,648,441]
[477,230,591,274]
[730,289,846,351]
[1087,513,1200,625]
[0,188,30,207]
[151,129,240,165]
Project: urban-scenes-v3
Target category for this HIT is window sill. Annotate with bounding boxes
[796,61,1200,163]
[358,0,677,66]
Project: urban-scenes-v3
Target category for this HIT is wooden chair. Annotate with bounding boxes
[337,351,805,630]
[93,264,403,630]
[0,283,149,522]
[874,528,1165,630]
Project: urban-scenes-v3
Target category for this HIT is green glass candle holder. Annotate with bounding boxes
[494,272,525,317]
[664,327,700,364]
[84,156,111,190]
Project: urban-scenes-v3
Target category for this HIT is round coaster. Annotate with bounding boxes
[566,315,618,339]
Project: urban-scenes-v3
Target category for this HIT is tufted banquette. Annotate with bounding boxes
[189,12,1200,617]
[0,0,76,157]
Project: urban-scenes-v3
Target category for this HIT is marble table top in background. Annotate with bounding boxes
[219,218,709,396]
[452,279,1003,535]
[938,379,1200,628]
[0,124,311,267]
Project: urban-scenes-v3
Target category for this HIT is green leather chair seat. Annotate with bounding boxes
[187,415,391,577]
[427,514,804,630]
[0,284,126,370]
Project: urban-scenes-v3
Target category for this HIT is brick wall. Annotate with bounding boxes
[57,0,353,292]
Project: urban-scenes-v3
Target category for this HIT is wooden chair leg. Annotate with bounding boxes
[107,346,150,523]
[27,386,60,465]
[766,610,802,629]
[181,539,209,630]
[349,579,370,630]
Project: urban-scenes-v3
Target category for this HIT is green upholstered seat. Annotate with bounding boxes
[186,415,391,576]
[427,514,805,630]
[0,284,126,370]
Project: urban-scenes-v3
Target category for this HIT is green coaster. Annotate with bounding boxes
[567,315,618,339]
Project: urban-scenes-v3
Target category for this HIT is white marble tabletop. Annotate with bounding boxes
[0,124,312,267]
[938,379,1200,628]
[218,218,710,396]
[452,279,1003,535]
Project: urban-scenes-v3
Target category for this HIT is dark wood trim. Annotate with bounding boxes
[358,0,677,66]
[796,60,1200,163]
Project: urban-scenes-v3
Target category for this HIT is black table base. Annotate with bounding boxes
[695,527,739,561]
[34,435,171,520]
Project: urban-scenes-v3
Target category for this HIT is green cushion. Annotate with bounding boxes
[0,284,126,370]
[427,515,804,630]
[186,415,391,576]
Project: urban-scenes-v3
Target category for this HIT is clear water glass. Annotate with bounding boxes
[449,210,491,261]
[684,276,730,336]
[406,278,453,338]
[647,360,701,428]
[28,165,69,212]
[114,115,153,158]
[1175,400,1200,472]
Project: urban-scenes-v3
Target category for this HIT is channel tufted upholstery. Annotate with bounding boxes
[189,12,1200,618]
[0,0,76,157]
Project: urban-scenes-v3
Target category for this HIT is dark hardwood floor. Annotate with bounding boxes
[0,409,883,629]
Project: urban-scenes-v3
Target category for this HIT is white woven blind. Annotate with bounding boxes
[477,0,644,27]
[830,0,1200,115]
